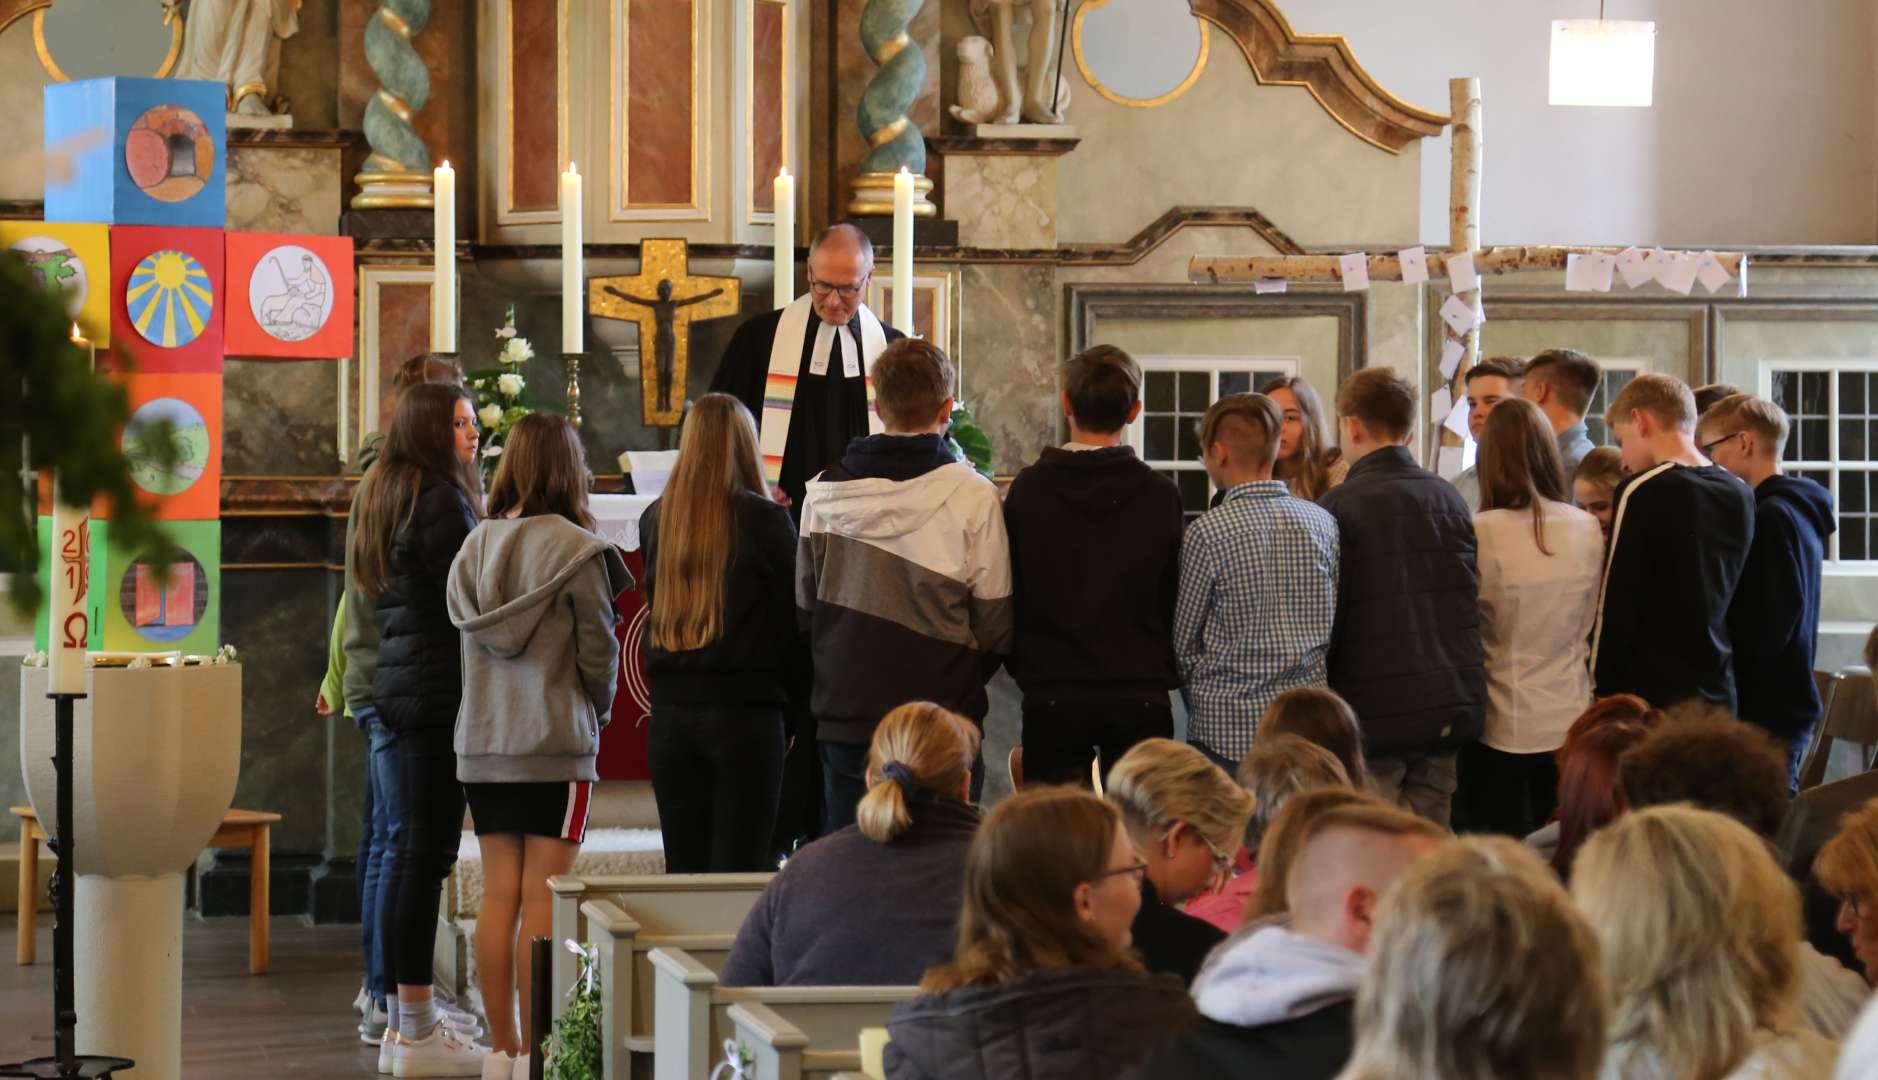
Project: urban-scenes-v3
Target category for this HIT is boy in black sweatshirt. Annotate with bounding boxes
[1697,392,1836,785]
[1002,345,1185,786]
[1592,373,1755,712]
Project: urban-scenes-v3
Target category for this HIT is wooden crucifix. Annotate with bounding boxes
[1188,77,1748,463]
[590,239,742,427]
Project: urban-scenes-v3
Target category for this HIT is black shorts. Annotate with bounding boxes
[464,781,593,842]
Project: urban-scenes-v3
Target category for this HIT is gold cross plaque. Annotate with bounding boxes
[589,238,742,427]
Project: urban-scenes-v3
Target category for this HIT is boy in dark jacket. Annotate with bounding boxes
[1317,367,1484,825]
[797,339,1014,830]
[1697,392,1835,785]
[1593,373,1755,713]
[1133,802,1444,1080]
[1003,345,1185,786]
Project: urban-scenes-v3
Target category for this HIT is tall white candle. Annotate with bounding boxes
[432,160,457,353]
[892,166,914,332]
[49,324,94,695]
[561,163,584,353]
[773,167,795,309]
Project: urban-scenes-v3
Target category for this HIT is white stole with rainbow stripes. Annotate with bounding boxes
[758,295,888,485]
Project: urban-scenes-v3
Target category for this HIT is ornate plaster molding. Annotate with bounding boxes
[1190,0,1448,154]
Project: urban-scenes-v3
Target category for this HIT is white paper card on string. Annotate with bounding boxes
[1659,252,1700,295]
[1695,252,1731,294]
[1431,387,1453,425]
[1399,246,1429,285]
[1439,294,1477,336]
[1645,248,1669,280]
[1339,253,1370,292]
[1439,339,1465,380]
[1444,397,1473,440]
[1565,252,1616,293]
[1615,247,1653,288]
[1436,445,1465,481]
[1447,251,1480,293]
[1253,278,1288,295]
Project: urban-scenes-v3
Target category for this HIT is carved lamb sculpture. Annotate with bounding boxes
[951,35,1003,125]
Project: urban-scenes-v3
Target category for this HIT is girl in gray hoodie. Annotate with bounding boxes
[447,413,631,1075]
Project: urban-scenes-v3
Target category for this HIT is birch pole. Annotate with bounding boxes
[1443,76,1483,459]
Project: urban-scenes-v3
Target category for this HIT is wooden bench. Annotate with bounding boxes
[10,805,281,974]
[547,871,770,1010]
[584,901,737,1079]
[651,947,913,1080]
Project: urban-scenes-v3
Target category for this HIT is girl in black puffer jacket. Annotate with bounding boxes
[350,382,488,1075]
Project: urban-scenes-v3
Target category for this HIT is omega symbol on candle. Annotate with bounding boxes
[59,520,89,649]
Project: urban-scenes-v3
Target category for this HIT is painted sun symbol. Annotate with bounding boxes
[127,249,213,348]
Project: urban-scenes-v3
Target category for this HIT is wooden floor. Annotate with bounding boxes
[1,914,383,1077]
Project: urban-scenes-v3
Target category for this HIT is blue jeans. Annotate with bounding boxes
[377,725,463,987]
[364,711,401,999]
[1787,726,1815,794]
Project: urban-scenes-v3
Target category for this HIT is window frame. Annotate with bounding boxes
[1124,354,1300,515]
[1758,358,1878,567]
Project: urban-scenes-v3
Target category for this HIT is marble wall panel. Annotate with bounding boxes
[509,0,560,213]
[366,279,435,441]
[227,145,345,235]
[944,155,1056,250]
[222,566,333,854]
[624,0,695,208]
[749,0,785,214]
[959,263,1057,475]
[223,358,342,476]
[277,0,341,129]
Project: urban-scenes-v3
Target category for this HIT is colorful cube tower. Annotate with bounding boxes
[27,77,350,656]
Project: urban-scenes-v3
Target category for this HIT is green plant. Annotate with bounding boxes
[0,250,177,616]
[947,402,994,480]
[544,945,603,1080]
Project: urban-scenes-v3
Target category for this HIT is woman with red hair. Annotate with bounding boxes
[1526,694,1666,878]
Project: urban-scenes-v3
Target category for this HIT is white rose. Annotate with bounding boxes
[501,338,535,365]
[496,373,525,398]
[478,403,504,429]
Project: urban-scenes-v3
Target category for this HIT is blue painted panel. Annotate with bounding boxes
[45,78,227,228]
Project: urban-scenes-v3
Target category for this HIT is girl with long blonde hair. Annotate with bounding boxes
[642,393,799,871]
[1266,375,1348,500]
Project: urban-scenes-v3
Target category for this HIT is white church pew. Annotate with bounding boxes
[585,901,736,1080]
[729,1001,880,1080]
[650,946,913,1080]
[548,871,771,1013]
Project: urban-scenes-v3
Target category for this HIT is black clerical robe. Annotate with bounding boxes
[708,307,903,515]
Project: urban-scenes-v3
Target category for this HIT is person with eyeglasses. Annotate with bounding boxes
[1103,738,1255,985]
[1591,372,1754,714]
[884,787,1197,1080]
[1697,393,1835,788]
[708,222,906,520]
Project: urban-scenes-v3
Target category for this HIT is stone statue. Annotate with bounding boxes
[949,36,1003,125]
[170,0,303,117]
[967,0,1071,125]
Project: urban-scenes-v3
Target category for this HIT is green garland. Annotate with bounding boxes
[947,403,995,480]
[0,250,178,615]
[544,947,603,1080]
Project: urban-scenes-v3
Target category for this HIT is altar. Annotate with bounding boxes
[591,492,657,781]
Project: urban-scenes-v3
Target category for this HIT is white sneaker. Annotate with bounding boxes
[361,998,390,1045]
[392,1024,486,1078]
[378,1030,398,1075]
[441,1007,484,1039]
[480,1051,516,1080]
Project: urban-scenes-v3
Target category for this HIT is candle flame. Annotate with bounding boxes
[567,162,578,175]
[440,160,452,171]
[898,165,910,174]
[779,166,790,178]
[69,322,81,342]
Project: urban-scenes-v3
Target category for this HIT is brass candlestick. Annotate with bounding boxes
[565,352,582,428]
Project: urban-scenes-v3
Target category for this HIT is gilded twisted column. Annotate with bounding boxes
[848,0,934,216]
[351,0,436,209]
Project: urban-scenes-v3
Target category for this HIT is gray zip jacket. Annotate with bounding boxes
[447,515,632,783]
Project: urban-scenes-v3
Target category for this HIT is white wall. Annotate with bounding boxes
[1281,0,1878,246]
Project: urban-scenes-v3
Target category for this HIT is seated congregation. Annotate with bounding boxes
[332,329,1878,1079]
